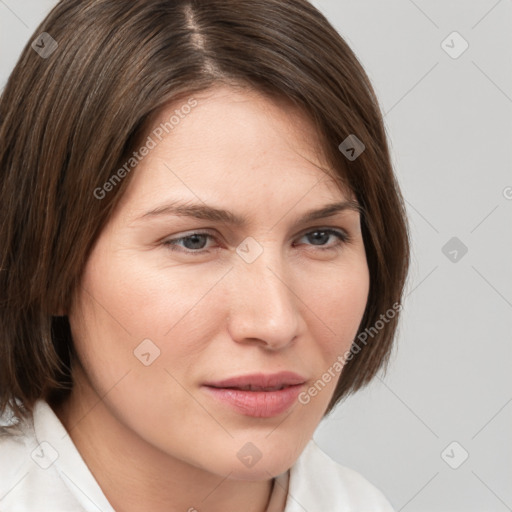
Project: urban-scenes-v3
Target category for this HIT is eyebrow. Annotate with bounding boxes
[135,198,361,228]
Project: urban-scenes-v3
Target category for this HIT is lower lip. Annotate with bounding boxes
[203,384,304,418]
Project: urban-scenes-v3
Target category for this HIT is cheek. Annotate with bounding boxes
[68,247,228,387]
[286,259,370,412]
[88,247,228,335]
[304,259,370,357]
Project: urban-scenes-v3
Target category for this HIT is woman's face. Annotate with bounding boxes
[68,84,369,479]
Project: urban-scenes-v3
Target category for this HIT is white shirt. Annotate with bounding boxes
[0,400,395,511]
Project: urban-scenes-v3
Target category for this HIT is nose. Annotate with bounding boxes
[226,248,303,351]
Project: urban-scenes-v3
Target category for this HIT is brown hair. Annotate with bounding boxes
[0,0,409,419]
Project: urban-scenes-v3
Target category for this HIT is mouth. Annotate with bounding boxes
[202,372,307,418]
[215,384,290,391]
[204,371,307,390]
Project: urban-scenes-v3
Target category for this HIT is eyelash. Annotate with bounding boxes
[162,228,350,255]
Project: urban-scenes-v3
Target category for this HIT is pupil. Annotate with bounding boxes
[309,231,329,245]
[185,234,206,249]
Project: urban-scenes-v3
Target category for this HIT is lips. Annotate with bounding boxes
[223,384,287,391]
[204,371,306,390]
[202,372,307,418]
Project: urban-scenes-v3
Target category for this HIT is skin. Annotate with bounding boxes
[54,84,370,512]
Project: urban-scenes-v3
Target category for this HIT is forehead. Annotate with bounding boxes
[118,84,352,216]
[150,85,337,169]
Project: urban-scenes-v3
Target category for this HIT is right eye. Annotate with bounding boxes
[162,231,219,255]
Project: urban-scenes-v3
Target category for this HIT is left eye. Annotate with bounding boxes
[163,228,348,254]
[297,229,348,248]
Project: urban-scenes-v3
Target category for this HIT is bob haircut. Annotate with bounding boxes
[0,0,409,420]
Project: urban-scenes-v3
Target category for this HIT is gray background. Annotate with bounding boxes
[1,1,511,510]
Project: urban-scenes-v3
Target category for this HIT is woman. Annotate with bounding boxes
[0,0,409,510]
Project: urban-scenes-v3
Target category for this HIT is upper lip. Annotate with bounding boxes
[204,371,307,391]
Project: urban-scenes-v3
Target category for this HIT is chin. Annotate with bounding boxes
[211,438,302,481]
[224,459,292,481]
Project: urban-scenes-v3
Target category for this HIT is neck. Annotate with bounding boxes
[52,370,277,512]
